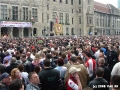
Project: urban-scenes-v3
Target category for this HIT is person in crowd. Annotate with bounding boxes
[84,52,96,81]
[16,53,22,64]
[76,56,85,65]
[67,67,82,90]
[26,72,40,90]
[91,58,110,84]
[34,65,41,75]
[26,52,33,62]
[55,58,67,90]
[0,61,6,75]
[3,52,12,64]
[65,57,89,89]
[17,64,29,86]
[9,79,24,90]
[20,54,32,73]
[111,75,120,90]
[106,45,118,72]
[6,57,18,74]
[38,59,60,90]
[51,51,58,68]
[88,67,109,90]
[0,72,11,90]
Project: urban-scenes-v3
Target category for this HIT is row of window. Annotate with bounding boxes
[95,13,120,28]
[0,5,38,21]
[53,0,81,5]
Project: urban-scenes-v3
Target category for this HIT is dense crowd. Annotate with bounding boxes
[0,36,120,90]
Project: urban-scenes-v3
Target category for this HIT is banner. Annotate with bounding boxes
[0,21,32,28]
[54,23,63,34]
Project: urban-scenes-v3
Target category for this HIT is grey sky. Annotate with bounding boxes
[94,0,118,7]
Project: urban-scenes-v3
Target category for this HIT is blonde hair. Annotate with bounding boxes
[34,53,40,62]
[11,68,19,80]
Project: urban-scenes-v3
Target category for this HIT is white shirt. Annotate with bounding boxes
[111,62,120,76]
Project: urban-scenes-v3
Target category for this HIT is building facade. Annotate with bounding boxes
[0,0,94,37]
[94,1,120,35]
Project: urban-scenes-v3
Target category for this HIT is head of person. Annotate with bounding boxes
[69,57,77,64]
[10,57,16,65]
[28,72,40,86]
[111,75,120,90]
[69,67,81,77]
[76,56,84,64]
[84,52,91,59]
[57,58,64,66]
[43,59,51,68]
[20,54,26,62]
[98,52,104,58]
[46,53,52,59]
[0,72,11,86]
[98,58,105,67]
[17,64,24,72]
[95,67,104,78]
[9,79,24,90]
[40,52,45,58]
[11,68,22,80]
[34,65,41,74]
[26,52,31,57]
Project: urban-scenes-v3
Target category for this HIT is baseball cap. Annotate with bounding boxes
[0,72,10,81]
[69,67,81,74]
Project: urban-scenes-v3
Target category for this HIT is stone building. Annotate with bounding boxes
[0,0,94,37]
[94,1,120,35]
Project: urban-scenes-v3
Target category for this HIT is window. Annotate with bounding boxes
[71,0,73,5]
[89,17,92,24]
[72,9,73,13]
[97,18,99,26]
[79,29,81,35]
[65,13,69,24]
[87,17,89,24]
[53,0,56,1]
[60,0,62,3]
[79,8,81,13]
[108,16,110,27]
[79,17,81,24]
[103,18,104,27]
[66,0,68,4]
[66,27,69,34]
[53,12,57,23]
[12,6,18,20]
[23,7,28,21]
[72,18,74,24]
[0,5,7,20]
[88,0,90,4]
[79,0,81,5]
[47,5,49,10]
[32,8,38,22]
[59,13,63,23]
[47,14,49,23]
[71,28,74,35]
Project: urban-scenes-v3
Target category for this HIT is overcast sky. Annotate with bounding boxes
[94,0,118,7]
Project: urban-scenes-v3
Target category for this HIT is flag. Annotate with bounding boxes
[56,15,58,24]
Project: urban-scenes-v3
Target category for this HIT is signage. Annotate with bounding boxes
[0,21,32,28]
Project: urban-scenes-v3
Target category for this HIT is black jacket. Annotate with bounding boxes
[88,77,109,90]
[6,63,18,74]
[22,60,32,73]
[39,67,60,90]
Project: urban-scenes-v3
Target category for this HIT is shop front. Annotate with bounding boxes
[0,21,32,38]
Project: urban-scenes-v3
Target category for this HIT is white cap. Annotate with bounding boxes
[69,67,81,74]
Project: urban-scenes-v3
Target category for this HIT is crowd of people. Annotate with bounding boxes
[0,36,120,90]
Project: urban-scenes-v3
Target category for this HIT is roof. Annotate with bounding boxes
[94,1,110,14]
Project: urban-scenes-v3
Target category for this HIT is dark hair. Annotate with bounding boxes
[61,53,66,59]
[43,59,51,67]
[34,65,41,74]
[111,75,120,89]
[46,53,52,59]
[70,57,77,63]
[95,67,104,77]
[57,58,64,66]
[16,55,20,60]
[17,64,24,72]
[9,79,24,90]
[85,52,91,57]
[28,72,36,80]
